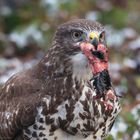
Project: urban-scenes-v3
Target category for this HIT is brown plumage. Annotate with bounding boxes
[0,19,121,140]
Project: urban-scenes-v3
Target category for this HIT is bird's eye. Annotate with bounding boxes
[99,31,106,44]
[71,31,83,41]
[99,31,105,40]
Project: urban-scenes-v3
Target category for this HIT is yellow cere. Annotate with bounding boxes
[89,32,99,41]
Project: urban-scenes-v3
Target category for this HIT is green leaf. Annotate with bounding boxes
[107,135,114,140]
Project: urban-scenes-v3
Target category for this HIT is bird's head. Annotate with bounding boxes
[53,19,108,76]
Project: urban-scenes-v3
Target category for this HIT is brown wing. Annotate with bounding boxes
[0,69,44,140]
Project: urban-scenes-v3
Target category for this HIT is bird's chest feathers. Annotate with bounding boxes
[70,53,92,81]
[24,53,121,139]
[24,84,120,140]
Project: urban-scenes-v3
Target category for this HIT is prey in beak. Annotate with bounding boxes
[79,31,117,109]
[80,31,108,75]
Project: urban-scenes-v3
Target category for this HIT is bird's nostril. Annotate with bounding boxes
[89,37,93,40]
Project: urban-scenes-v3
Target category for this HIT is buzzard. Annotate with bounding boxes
[0,19,121,140]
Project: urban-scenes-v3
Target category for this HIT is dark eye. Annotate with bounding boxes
[99,31,105,39]
[99,31,106,44]
[71,31,83,41]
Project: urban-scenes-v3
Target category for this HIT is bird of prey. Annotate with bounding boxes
[0,19,121,140]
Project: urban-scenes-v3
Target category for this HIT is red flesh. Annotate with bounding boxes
[80,42,116,109]
[80,42,108,75]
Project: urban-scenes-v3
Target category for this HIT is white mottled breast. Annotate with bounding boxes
[24,83,121,140]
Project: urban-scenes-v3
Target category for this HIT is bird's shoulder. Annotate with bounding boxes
[0,68,45,139]
[0,67,45,101]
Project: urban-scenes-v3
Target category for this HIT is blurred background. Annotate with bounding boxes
[0,0,140,139]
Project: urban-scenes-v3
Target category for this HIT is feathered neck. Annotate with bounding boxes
[38,43,92,83]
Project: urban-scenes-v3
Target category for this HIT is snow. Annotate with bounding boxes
[86,11,100,21]
[133,131,140,140]
[128,37,140,50]
[110,117,127,139]
[131,105,140,139]
[0,58,38,85]
[105,26,137,47]
[123,58,137,69]
[9,25,44,47]
[0,6,12,16]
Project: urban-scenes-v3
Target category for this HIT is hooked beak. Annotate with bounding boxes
[79,32,100,60]
[88,32,99,50]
